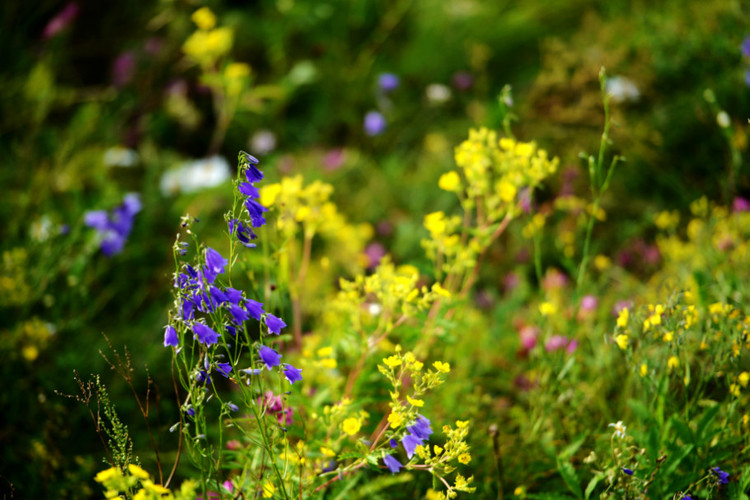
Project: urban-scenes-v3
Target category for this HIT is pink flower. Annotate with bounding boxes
[519,326,539,351]
[566,339,578,353]
[364,242,386,269]
[322,148,346,171]
[580,295,598,312]
[734,197,750,212]
[42,3,79,40]
[545,335,568,352]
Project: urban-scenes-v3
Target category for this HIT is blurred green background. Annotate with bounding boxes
[1,0,748,497]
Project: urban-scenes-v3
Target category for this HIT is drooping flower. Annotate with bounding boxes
[216,362,232,377]
[163,325,179,347]
[265,314,286,335]
[401,415,433,458]
[622,468,634,476]
[258,345,281,370]
[229,303,250,325]
[383,454,403,474]
[193,323,220,346]
[204,248,228,282]
[245,300,264,320]
[283,364,303,384]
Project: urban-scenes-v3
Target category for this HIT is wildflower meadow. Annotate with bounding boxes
[2,1,750,499]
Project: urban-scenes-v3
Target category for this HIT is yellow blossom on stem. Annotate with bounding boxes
[615,334,629,350]
[433,361,451,373]
[388,412,403,428]
[667,356,680,371]
[342,417,361,436]
[438,171,461,192]
[406,395,425,407]
[616,308,629,328]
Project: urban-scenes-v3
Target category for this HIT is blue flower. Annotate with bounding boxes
[229,303,250,325]
[283,364,303,384]
[224,287,243,304]
[244,198,268,228]
[258,345,282,370]
[622,468,634,476]
[84,193,142,257]
[229,219,257,248]
[163,325,179,347]
[193,323,220,346]
[204,248,228,283]
[389,438,398,448]
[266,314,286,335]
[401,415,433,458]
[239,182,260,199]
[742,36,750,58]
[245,300,264,320]
[227,402,239,412]
[383,454,402,474]
[378,73,400,93]
[216,362,232,377]
[711,466,729,485]
[364,111,386,136]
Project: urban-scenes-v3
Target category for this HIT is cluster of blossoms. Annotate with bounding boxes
[84,193,141,257]
[95,464,197,500]
[164,152,301,405]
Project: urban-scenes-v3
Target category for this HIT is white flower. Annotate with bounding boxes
[250,130,277,155]
[608,420,626,438]
[605,76,640,104]
[426,83,451,104]
[104,146,139,167]
[160,155,231,196]
[716,111,731,129]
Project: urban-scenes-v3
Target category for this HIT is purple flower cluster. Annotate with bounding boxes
[711,466,729,485]
[164,152,301,390]
[84,193,141,257]
[401,415,433,459]
[229,151,267,248]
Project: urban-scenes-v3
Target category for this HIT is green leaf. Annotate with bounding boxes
[559,433,588,460]
[662,444,694,478]
[696,404,720,444]
[584,475,601,500]
[557,458,583,499]
[668,415,694,444]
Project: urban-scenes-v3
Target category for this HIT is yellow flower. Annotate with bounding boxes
[730,383,740,397]
[127,464,150,480]
[406,395,424,407]
[317,346,333,357]
[458,453,471,464]
[225,62,250,79]
[94,467,121,483]
[640,363,648,377]
[320,447,336,457]
[662,331,674,343]
[743,414,749,427]
[667,356,679,371]
[739,372,749,387]
[262,481,275,498]
[615,334,629,350]
[455,420,469,428]
[342,417,361,436]
[426,488,446,500]
[424,211,446,236]
[497,180,517,202]
[22,345,39,362]
[433,361,451,373]
[388,412,403,428]
[433,445,443,455]
[191,7,217,30]
[616,308,629,328]
[514,486,526,496]
[539,301,557,316]
[383,355,402,368]
[438,171,461,192]
[593,255,611,271]
[260,183,282,207]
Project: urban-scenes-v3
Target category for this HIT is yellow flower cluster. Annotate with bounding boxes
[452,128,558,220]
[261,175,372,270]
[94,465,197,500]
[182,8,233,68]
